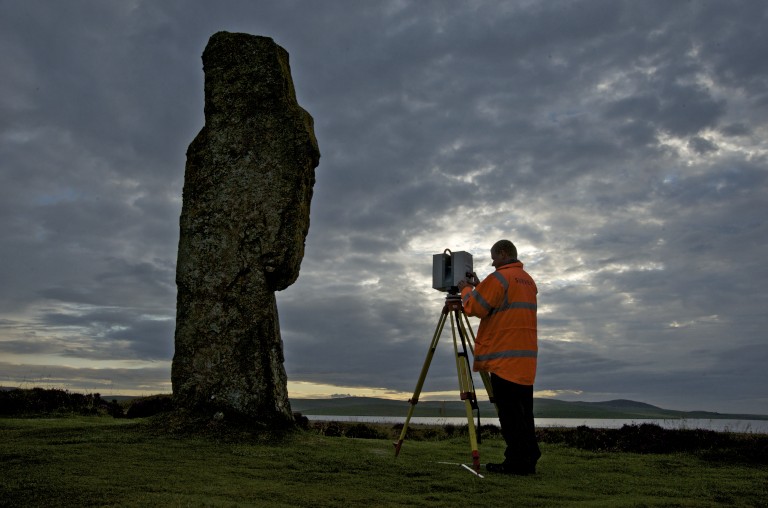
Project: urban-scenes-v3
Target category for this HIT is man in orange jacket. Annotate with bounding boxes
[458,239,541,475]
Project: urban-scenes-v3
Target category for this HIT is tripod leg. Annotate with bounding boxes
[394,311,448,457]
[450,311,481,472]
[460,311,496,413]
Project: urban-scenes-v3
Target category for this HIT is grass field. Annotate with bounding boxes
[1,416,766,507]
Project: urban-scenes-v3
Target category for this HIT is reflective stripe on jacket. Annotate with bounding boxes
[460,261,538,385]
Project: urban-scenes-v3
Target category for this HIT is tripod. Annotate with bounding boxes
[393,290,495,473]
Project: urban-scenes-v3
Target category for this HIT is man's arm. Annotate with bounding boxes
[460,273,504,318]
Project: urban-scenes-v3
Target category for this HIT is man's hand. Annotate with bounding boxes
[458,272,479,291]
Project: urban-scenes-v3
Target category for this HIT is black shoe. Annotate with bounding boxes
[486,462,535,475]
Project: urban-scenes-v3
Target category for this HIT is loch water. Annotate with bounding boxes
[307,415,768,434]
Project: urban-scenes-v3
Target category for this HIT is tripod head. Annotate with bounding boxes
[443,289,464,313]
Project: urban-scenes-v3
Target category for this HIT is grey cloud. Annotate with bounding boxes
[0,361,171,393]
[19,307,175,362]
[688,136,719,155]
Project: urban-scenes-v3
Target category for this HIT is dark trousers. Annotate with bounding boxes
[491,374,541,468]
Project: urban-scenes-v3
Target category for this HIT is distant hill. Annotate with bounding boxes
[290,396,768,421]
[3,387,764,421]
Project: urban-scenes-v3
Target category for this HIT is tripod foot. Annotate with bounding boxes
[393,440,403,457]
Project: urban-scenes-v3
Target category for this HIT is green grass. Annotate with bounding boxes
[1,417,766,507]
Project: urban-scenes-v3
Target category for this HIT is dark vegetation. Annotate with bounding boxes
[0,388,173,419]
[0,387,124,418]
[2,388,766,466]
[312,421,768,465]
[536,424,768,464]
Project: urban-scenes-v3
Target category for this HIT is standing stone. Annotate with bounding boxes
[172,32,320,426]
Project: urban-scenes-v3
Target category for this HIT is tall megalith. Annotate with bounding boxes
[172,32,320,426]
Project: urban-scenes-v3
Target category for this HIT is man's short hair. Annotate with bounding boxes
[491,239,517,260]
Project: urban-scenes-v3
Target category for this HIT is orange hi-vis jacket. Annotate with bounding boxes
[460,261,538,386]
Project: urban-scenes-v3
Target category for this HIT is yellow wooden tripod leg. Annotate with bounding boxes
[451,312,481,472]
[461,370,481,471]
[461,311,496,412]
[394,311,448,456]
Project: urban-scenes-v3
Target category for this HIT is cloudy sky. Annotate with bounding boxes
[2,1,766,414]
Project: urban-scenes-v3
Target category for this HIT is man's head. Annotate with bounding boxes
[491,239,518,268]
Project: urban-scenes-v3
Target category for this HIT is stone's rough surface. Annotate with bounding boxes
[172,32,320,426]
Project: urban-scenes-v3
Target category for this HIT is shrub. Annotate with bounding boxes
[0,388,122,417]
[125,395,174,419]
[535,424,768,464]
[345,423,387,439]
